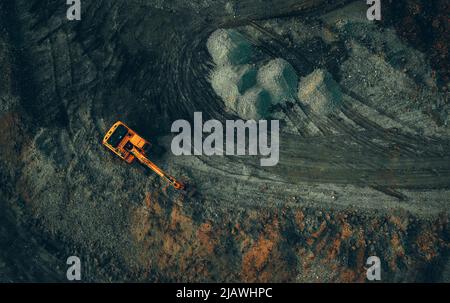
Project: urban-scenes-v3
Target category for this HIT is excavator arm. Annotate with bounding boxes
[130,147,185,190]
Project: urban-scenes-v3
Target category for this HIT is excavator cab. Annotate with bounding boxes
[102,121,185,190]
[103,121,150,163]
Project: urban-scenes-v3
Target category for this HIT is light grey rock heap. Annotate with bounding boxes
[210,64,257,111]
[237,87,272,120]
[208,30,341,120]
[208,29,300,120]
[207,29,253,66]
[257,58,298,105]
[298,69,342,116]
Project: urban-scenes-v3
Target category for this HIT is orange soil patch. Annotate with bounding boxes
[389,215,409,232]
[240,215,286,282]
[416,231,439,261]
[294,210,305,231]
[389,233,406,271]
[341,221,352,240]
[241,236,275,282]
[197,222,215,254]
[311,221,327,238]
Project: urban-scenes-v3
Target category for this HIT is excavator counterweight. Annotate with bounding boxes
[102,121,185,190]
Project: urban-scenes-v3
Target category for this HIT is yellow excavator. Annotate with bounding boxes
[102,121,185,190]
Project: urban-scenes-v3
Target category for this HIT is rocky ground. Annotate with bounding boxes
[0,0,449,282]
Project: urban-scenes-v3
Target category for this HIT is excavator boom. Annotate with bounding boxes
[130,148,185,190]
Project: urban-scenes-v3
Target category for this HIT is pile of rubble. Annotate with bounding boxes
[207,29,342,121]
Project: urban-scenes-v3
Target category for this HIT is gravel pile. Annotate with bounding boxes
[208,30,299,120]
[207,29,253,66]
[298,69,342,116]
[257,58,298,105]
[210,64,257,111]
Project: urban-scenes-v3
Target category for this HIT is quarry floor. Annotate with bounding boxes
[0,0,449,282]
